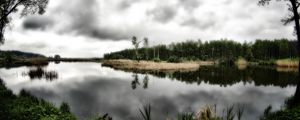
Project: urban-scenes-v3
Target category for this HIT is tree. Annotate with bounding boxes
[132,36,142,61]
[259,0,300,107]
[0,0,48,44]
[143,37,149,60]
[54,54,60,59]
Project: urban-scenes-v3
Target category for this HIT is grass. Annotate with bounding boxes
[0,79,76,120]
[139,104,151,120]
[137,104,245,120]
[276,58,299,68]
[261,106,300,120]
[102,59,214,73]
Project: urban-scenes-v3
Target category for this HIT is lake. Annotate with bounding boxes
[0,62,298,120]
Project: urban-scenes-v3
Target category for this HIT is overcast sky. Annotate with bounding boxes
[0,0,295,57]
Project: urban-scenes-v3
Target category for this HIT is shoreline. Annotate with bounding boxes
[102,59,215,73]
[103,59,299,73]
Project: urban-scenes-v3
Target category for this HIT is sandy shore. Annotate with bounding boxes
[102,59,215,72]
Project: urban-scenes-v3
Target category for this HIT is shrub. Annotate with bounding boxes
[60,102,71,113]
[152,58,161,62]
[167,56,181,63]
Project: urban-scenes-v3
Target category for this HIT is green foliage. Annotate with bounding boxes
[60,102,71,113]
[261,107,300,120]
[3,52,13,63]
[0,78,76,120]
[167,56,181,63]
[152,57,161,62]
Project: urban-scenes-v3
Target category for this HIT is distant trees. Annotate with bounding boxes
[104,39,298,61]
[0,0,49,44]
[54,55,61,59]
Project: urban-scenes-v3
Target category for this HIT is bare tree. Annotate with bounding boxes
[132,36,142,61]
[0,0,49,44]
[143,37,149,60]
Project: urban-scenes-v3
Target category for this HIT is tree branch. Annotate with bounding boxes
[0,0,25,22]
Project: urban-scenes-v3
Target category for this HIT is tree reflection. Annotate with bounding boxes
[286,81,300,109]
[144,66,298,87]
[131,73,150,90]
[25,67,58,81]
[143,74,149,89]
[261,81,300,119]
[131,73,140,90]
[293,81,300,106]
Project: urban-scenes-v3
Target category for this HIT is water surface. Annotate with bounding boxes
[0,62,297,120]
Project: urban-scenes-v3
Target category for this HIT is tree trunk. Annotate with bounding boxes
[291,0,300,106]
[294,81,300,106]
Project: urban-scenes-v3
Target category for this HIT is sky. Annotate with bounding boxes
[0,0,296,57]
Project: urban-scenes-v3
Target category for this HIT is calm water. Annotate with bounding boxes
[0,62,298,120]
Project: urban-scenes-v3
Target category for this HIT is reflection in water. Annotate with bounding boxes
[0,63,297,120]
[285,80,300,109]
[24,67,58,81]
[131,73,149,90]
[143,74,149,89]
[131,73,140,90]
[145,66,298,87]
[261,81,300,119]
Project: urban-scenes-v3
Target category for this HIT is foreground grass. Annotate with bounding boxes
[0,79,76,120]
[262,106,300,120]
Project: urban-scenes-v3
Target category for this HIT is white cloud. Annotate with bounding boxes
[0,0,295,57]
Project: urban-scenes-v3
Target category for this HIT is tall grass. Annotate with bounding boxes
[137,104,244,120]
[139,104,151,120]
[276,59,299,68]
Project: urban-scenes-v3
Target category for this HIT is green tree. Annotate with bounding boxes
[0,0,49,44]
[259,0,300,69]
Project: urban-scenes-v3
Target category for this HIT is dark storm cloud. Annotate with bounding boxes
[147,5,178,23]
[46,0,130,40]
[118,0,141,10]
[22,16,53,30]
[181,17,216,30]
[179,0,202,11]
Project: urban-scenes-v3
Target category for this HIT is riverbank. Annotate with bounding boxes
[102,59,215,72]
[0,58,49,68]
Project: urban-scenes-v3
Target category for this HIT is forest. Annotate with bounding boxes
[104,38,298,62]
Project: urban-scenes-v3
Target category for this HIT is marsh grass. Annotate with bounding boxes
[139,104,151,120]
[276,59,299,68]
[137,104,243,120]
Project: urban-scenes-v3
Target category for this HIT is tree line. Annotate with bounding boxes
[104,38,298,62]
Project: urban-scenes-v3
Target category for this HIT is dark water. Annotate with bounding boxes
[0,62,298,120]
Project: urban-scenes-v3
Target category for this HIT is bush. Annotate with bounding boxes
[167,56,181,63]
[152,58,161,62]
[60,102,71,113]
[220,58,235,66]
[262,107,300,120]
[0,79,76,120]
[258,60,276,66]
